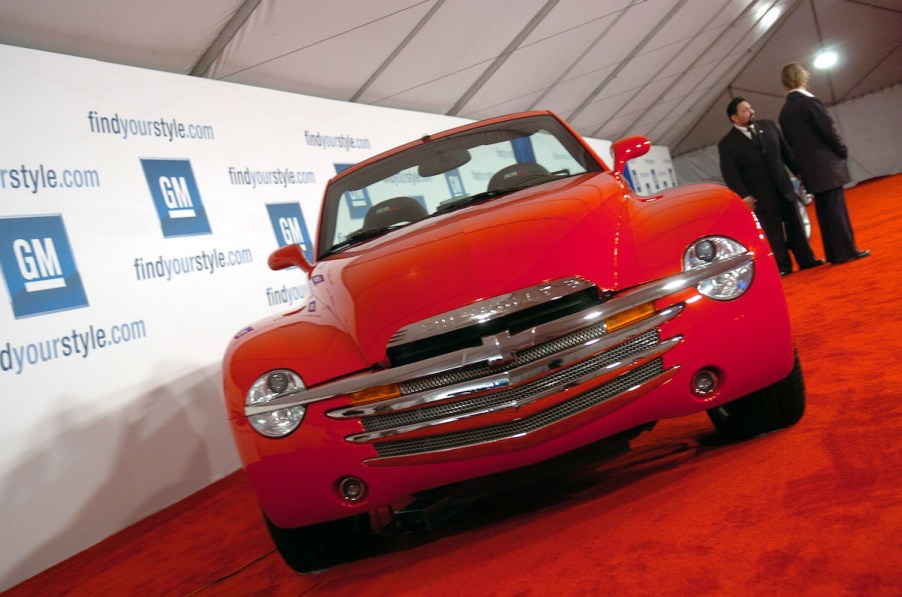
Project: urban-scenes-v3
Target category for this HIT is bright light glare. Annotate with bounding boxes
[757,7,780,28]
[814,50,838,69]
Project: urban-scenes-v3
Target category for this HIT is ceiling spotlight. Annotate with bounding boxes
[814,50,838,69]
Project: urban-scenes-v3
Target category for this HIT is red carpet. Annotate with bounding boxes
[7,176,902,596]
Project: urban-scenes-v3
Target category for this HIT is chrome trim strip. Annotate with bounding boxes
[327,305,683,419]
[244,335,510,415]
[243,251,751,416]
[344,336,683,443]
[387,276,595,346]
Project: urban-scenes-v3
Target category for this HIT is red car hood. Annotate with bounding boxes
[310,173,628,364]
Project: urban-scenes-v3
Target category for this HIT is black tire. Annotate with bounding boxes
[707,347,805,440]
[264,511,371,573]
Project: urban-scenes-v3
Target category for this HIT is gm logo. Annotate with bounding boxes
[266,203,314,263]
[335,163,371,219]
[0,215,88,318]
[140,159,211,237]
[445,170,466,197]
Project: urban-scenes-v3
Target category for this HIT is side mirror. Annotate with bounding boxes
[268,244,313,274]
[611,136,651,176]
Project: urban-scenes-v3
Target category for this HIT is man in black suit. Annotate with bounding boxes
[779,62,869,264]
[718,96,822,275]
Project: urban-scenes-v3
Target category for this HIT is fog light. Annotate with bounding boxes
[692,369,719,397]
[338,476,367,502]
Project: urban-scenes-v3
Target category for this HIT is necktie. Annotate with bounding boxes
[749,125,761,148]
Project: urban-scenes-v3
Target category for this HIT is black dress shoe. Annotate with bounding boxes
[799,259,826,270]
[780,269,792,276]
[834,250,871,264]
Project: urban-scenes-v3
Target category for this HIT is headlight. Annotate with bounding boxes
[683,236,753,301]
[246,369,306,437]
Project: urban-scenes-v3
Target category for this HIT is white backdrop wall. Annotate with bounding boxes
[0,44,674,589]
[673,83,902,186]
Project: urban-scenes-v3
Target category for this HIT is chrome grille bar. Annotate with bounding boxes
[387,276,596,346]
[371,360,671,459]
[346,332,680,442]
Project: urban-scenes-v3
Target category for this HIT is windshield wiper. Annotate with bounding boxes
[322,226,399,257]
[436,187,529,214]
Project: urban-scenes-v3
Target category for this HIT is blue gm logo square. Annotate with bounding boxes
[140,159,211,237]
[334,163,371,219]
[0,215,89,319]
[266,203,314,263]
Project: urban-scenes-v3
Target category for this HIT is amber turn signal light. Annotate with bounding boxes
[605,302,655,333]
[349,383,402,405]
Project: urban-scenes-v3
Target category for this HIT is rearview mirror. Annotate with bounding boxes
[417,148,472,177]
[611,136,651,176]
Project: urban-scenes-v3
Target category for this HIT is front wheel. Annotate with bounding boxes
[707,347,805,440]
[264,511,372,573]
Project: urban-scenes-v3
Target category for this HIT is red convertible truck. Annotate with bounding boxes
[222,111,804,571]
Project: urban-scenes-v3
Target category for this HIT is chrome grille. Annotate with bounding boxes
[367,329,659,432]
[315,274,696,462]
[400,323,606,394]
[374,359,664,458]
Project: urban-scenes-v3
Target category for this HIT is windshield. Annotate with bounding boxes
[318,114,603,258]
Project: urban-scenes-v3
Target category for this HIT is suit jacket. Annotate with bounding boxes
[779,91,850,194]
[717,119,798,213]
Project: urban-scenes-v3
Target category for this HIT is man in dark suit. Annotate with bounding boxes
[779,62,869,264]
[718,96,822,275]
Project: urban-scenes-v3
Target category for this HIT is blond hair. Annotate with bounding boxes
[781,63,810,90]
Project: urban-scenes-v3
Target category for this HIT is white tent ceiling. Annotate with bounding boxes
[1,0,899,155]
